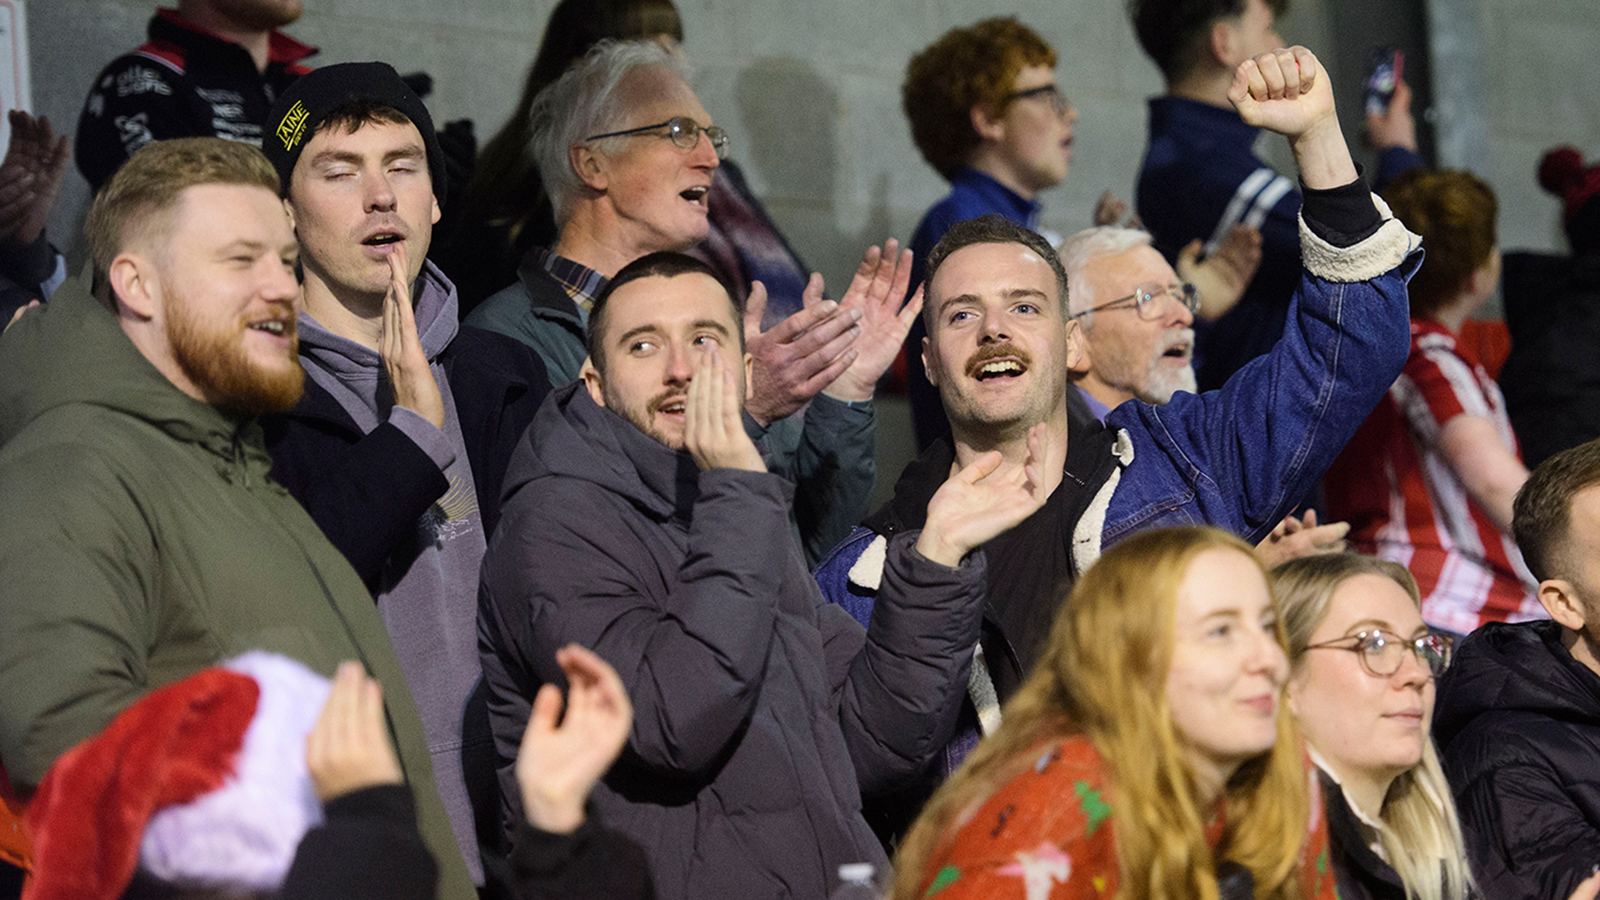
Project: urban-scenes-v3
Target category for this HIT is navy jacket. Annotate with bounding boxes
[262,324,551,589]
[1137,97,1421,389]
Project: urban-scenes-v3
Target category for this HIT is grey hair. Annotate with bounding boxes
[1059,226,1154,323]
[529,38,692,225]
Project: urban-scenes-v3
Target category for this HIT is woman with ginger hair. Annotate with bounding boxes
[893,526,1335,900]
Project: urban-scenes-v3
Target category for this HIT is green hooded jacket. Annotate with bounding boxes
[0,275,474,899]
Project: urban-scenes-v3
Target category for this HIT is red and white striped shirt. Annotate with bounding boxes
[1325,319,1542,633]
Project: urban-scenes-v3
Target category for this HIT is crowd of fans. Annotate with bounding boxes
[2,0,1600,898]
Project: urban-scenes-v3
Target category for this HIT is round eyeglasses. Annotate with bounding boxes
[1005,84,1073,117]
[1071,282,1199,321]
[584,116,730,160]
[1304,629,1453,678]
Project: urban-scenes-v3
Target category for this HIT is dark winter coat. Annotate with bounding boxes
[0,275,475,900]
[1318,770,1407,900]
[262,323,551,588]
[478,383,988,900]
[1433,620,1600,899]
[1499,251,1600,469]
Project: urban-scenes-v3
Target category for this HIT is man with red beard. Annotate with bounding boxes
[258,63,552,890]
[76,0,315,192]
[0,137,474,900]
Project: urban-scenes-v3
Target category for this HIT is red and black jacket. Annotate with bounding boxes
[75,8,315,191]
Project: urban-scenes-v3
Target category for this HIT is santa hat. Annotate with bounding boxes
[23,652,331,900]
[1538,146,1600,251]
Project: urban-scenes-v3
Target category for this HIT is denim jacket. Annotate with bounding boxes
[815,198,1422,728]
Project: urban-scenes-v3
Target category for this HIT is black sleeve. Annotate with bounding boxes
[509,817,655,900]
[281,785,439,900]
[75,57,209,192]
[1299,176,1384,248]
[0,233,57,294]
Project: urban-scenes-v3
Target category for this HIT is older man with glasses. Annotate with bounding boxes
[1060,225,1352,565]
[467,39,913,562]
[1062,227,1204,416]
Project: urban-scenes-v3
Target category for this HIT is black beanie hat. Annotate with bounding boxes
[263,62,447,205]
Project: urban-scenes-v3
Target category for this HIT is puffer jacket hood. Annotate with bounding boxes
[0,274,269,477]
[1433,619,1600,747]
[500,380,701,523]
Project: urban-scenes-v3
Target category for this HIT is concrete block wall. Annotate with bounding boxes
[1479,0,1600,253]
[29,0,1600,279]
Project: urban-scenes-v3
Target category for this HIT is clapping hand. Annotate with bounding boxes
[743,278,861,425]
[823,239,921,403]
[305,661,404,803]
[1177,225,1262,321]
[0,111,70,247]
[683,350,767,473]
[516,645,633,834]
[916,424,1052,567]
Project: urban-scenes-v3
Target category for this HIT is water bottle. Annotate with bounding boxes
[828,862,882,900]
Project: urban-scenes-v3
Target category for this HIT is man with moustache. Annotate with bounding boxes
[76,0,315,192]
[816,49,1420,824]
[258,64,551,888]
[899,17,1078,450]
[1434,439,1600,899]
[478,250,1037,899]
[0,137,469,900]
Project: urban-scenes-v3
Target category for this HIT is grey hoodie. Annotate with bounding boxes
[295,261,488,883]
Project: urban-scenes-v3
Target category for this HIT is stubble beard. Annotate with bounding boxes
[166,286,305,416]
[603,383,686,450]
[212,0,303,30]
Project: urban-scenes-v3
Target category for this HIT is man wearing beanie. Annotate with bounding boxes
[258,62,551,890]
[0,134,473,900]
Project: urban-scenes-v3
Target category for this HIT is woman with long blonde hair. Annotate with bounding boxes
[893,526,1335,900]
[1273,554,1474,900]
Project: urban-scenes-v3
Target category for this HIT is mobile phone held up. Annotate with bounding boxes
[1365,47,1405,117]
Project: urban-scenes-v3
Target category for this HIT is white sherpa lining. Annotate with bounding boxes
[1298,193,1421,283]
[1071,428,1133,575]
[969,643,1002,736]
[854,429,1135,732]
[842,535,1003,735]
[847,534,888,590]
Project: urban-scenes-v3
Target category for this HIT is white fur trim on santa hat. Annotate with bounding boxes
[139,651,330,891]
